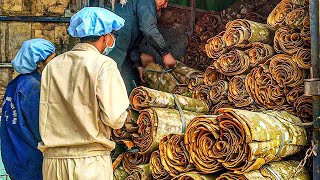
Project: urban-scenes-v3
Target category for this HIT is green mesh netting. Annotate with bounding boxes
[170,0,238,11]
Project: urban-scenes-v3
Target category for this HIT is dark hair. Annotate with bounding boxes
[80,35,101,43]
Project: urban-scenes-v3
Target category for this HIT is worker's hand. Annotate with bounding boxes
[162,53,177,69]
[137,66,145,84]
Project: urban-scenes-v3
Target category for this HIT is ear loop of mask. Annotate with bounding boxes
[106,34,115,48]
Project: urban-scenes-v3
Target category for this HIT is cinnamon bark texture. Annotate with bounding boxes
[184,115,223,174]
[213,50,251,76]
[245,42,275,67]
[129,86,209,113]
[204,66,226,86]
[150,151,172,180]
[216,108,307,172]
[122,152,151,173]
[223,19,274,48]
[159,134,195,176]
[132,108,202,154]
[228,75,254,108]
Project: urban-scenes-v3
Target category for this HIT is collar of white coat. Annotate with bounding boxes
[72,43,101,53]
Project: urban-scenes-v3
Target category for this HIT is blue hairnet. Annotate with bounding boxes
[68,7,125,38]
[11,38,55,74]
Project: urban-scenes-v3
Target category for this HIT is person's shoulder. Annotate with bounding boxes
[15,74,40,97]
[96,55,120,76]
[138,0,155,6]
[97,55,118,68]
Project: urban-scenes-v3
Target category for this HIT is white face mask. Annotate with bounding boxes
[102,34,115,55]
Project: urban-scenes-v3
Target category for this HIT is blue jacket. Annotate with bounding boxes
[0,70,42,180]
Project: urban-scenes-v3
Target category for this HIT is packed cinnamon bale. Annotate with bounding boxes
[129,86,209,113]
[213,49,251,76]
[245,42,275,67]
[159,134,195,176]
[111,109,139,149]
[245,63,289,109]
[173,62,203,84]
[274,26,310,55]
[150,151,172,180]
[187,73,205,92]
[143,63,179,93]
[185,109,307,173]
[216,108,307,172]
[184,115,223,174]
[204,66,226,86]
[172,84,192,97]
[142,62,205,95]
[223,19,275,48]
[132,108,202,154]
[205,31,228,60]
[268,0,309,28]
[228,75,255,108]
[122,152,151,173]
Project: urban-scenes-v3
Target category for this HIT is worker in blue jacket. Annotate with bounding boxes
[0,39,55,180]
[108,0,177,93]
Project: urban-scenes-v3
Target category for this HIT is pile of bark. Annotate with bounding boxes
[113,93,309,179]
[112,0,313,179]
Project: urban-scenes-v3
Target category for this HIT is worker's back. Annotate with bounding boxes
[1,71,43,180]
[38,43,127,158]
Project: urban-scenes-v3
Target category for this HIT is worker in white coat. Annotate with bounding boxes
[38,7,129,180]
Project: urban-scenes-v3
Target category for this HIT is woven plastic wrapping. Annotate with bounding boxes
[217,108,307,172]
[129,86,209,113]
[132,108,202,154]
[143,63,179,93]
[114,166,129,180]
[173,62,203,84]
[223,19,274,48]
[217,160,309,180]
